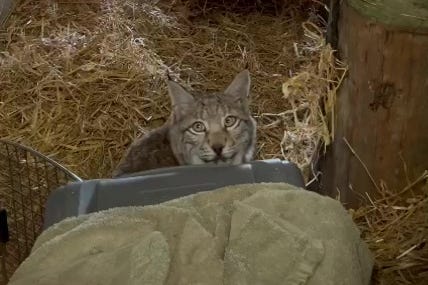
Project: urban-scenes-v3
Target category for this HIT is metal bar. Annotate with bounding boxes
[43,160,52,207]
[24,151,37,241]
[33,157,45,228]
[54,166,60,186]
[13,147,29,256]
[4,144,21,262]
[0,140,82,182]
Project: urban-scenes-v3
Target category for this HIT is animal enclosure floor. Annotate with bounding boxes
[0,2,427,284]
[0,0,335,180]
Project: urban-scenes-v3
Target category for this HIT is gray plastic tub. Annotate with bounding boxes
[43,159,305,229]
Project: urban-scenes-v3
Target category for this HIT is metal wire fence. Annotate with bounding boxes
[0,139,81,284]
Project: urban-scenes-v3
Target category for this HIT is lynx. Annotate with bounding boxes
[112,70,257,177]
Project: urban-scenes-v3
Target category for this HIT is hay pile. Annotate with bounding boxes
[1,0,426,284]
[352,174,428,284]
[0,0,337,179]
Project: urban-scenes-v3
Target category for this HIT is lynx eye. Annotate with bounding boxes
[224,116,237,128]
[191,121,206,133]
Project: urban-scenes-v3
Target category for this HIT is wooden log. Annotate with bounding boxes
[326,0,340,50]
[317,0,428,208]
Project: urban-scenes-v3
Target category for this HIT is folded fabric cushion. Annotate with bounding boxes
[8,183,373,285]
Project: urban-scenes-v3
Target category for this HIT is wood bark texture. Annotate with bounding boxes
[318,0,428,207]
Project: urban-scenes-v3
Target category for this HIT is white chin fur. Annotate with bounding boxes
[187,151,248,166]
[189,156,206,165]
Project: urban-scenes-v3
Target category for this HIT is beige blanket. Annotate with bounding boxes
[9,183,373,285]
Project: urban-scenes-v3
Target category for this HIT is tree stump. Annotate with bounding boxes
[326,0,340,50]
[317,0,428,208]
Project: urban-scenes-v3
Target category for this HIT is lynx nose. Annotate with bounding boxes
[211,144,224,156]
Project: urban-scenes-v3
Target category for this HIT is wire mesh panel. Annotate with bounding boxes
[0,0,15,51]
[0,140,81,284]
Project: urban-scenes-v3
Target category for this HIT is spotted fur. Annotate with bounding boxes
[112,70,256,177]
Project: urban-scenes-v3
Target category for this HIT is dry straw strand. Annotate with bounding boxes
[1,1,427,284]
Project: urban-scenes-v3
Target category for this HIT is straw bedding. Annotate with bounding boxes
[0,0,337,179]
[0,0,426,284]
[352,175,428,284]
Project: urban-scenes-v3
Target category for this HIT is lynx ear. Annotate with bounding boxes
[167,80,195,107]
[224,69,251,99]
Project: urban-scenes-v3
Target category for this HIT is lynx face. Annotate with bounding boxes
[168,70,257,166]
